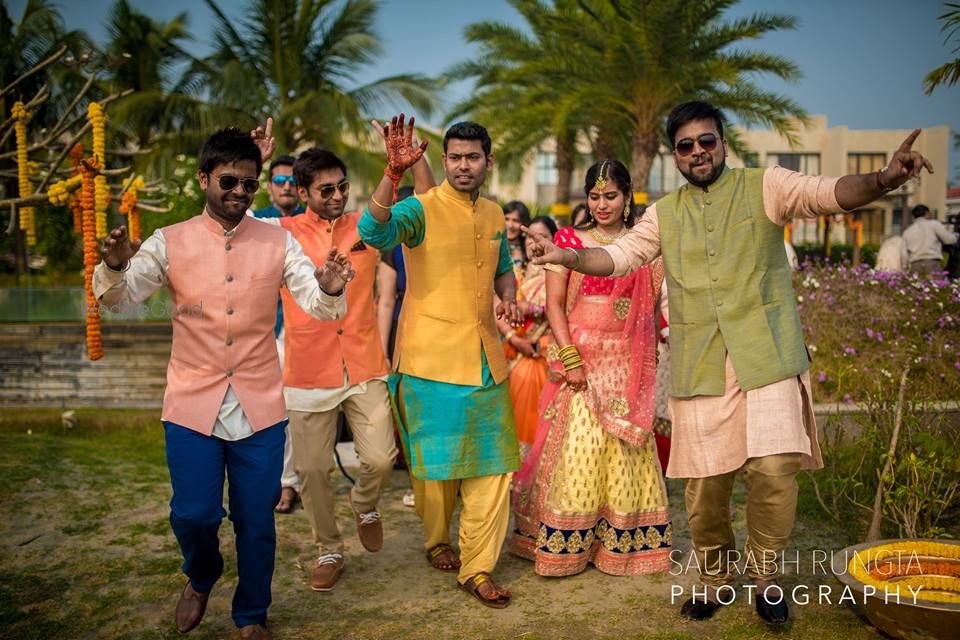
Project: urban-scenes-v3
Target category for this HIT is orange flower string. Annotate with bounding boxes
[69,144,85,234]
[80,159,103,360]
[119,176,145,243]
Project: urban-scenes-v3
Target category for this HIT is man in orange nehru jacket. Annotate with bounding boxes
[268,147,429,592]
[94,123,354,640]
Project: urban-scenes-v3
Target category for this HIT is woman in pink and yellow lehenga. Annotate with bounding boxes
[511,160,671,577]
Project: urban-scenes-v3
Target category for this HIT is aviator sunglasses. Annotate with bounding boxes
[675,133,719,157]
[271,175,297,187]
[215,174,260,194]
[315,179,350,199]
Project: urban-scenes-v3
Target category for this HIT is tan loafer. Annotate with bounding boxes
[310,553,344,591]
[349,494,383,552]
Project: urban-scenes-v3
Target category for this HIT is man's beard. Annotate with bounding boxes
[681,158,725,188]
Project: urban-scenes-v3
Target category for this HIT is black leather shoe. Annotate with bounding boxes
[755,587,789,625]
[680,596,724,620]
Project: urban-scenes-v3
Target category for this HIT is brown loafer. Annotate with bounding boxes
[310,553,344,591]
[238,623,273,639]
[175,581,209,633]
[274,487,298,514]
[349,494,383,552]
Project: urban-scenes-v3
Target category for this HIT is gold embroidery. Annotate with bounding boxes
[663,523,673,547]
[543,402,557,421]
[609,396,629,417]
[634,528,647,549]
[613,297,631,319]
[536,525,548,549]
[547,530,566,554]
[566,531,584,554]
[646,527,663,549]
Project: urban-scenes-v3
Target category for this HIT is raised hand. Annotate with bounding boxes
[521,224,569,267]
[378,113,428,176]
[251,116,276,164]
[315,246,355,295]
[879,129,935,190]
[101,224,141,270]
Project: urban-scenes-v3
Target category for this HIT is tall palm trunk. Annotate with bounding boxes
[630,128,660,197]
[555,133,575,204]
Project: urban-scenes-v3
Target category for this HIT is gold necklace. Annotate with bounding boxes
[588,226,628,245]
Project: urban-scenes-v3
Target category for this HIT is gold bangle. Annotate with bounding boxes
[370,194,393,211]
[504,330,517,341]
[563,360,583,372]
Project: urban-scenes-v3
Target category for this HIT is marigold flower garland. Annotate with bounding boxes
[87,102,109,239]
[69,144,85,234]
[119,176,145,242]
[12,101,36,246]
[80,158,103,360]
[847,540,960,604]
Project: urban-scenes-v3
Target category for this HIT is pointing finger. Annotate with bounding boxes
[897,128,921,153]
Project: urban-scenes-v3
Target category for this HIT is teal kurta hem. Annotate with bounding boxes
[389,353,520,481]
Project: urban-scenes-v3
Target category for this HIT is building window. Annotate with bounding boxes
[536,151,558,185]
[767,153,820,174]
[847,153,886,175]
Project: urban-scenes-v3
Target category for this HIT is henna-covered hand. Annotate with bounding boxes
[376,113,428,176]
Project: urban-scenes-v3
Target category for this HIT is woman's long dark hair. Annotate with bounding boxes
[574,159,637,230]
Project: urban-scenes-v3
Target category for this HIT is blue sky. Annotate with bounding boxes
[9,0,960,178]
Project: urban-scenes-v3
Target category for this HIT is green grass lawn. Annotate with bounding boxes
[0,409,885,639]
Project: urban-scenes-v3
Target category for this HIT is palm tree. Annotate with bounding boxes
[446,4,591,204]
[924,2,960,94]
[455,0,808,194]
[101,0,212,176]
[182,0,438,183]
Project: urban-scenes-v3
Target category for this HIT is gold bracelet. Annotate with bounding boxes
[558,345,580,358]
[563,360,583,372]
[370,194,393,211]
[565,247,581,270]
[504,330,517,341]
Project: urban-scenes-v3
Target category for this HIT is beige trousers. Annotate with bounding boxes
[413,473,512,584]
[684,452,802,587]
[288,380,397,555]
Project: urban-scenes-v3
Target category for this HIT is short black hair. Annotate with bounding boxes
[528,215,558,239]
[502,200,530,225]
[666,100,726,148]
[444,121,492,156]
[198,127,262,176]
[911,204,930,219]
[293,148,347,188]
[268,154,296,177]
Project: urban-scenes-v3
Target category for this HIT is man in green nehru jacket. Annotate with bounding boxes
[525,100,934,628]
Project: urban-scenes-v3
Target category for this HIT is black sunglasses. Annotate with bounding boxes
[675,133,719,157]
[315,179,350,200]
[215,174,260,194]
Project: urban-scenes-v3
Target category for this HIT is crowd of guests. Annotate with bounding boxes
[93,100,935,638]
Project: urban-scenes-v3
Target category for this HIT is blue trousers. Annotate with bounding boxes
[163,421,285,628]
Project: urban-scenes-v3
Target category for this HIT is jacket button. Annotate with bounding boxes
[708,249,716,256]
[226,274,234,282]
[226,337,233,346]
[477,261,483,268]
[717,300,724,306]
[705,199,712,205]
[226,369,234,377]
[712,275,719,282]
[476,234,482,240]
[707,225,714,232]
[336,328,344,335]
[226,307,234,315]
[225,243,232,251]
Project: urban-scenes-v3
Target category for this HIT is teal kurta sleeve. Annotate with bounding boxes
[358,196,426,251]
[495,234,513,277]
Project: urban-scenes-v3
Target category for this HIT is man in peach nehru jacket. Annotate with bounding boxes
[269,147,430,593]
[526,100,934,628]
[94,123,354,640]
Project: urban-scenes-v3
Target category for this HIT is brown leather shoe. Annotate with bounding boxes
[175,581,209,633]
[310,553,344,591]
[349,494,383,552]
[238,623,273,639]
